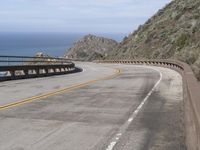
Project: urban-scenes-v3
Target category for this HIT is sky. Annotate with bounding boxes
[0,0,172,34]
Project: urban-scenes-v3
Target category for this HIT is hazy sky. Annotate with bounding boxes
[0,0,171,34]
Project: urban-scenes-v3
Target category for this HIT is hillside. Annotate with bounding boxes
[65,34,118,61]
[107,0,200,79]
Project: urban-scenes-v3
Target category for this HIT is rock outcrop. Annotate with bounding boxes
[65,34,118,61]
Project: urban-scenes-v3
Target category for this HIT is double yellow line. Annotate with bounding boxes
[0,68,121,110]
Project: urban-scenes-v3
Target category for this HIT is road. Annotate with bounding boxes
[0,62,184,150]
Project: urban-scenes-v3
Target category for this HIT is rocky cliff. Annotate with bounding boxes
[107,0,200,79]
[65,34,118,61]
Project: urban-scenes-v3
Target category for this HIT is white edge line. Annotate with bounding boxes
[105,66,163,150]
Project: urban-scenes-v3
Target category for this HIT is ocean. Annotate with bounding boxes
[0,32,125,57]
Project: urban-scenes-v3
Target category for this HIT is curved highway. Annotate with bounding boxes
[0,62,184,150]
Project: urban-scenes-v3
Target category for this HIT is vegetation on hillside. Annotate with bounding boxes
[106,0,200,79]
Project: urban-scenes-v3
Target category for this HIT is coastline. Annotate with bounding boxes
[0,32,125,57]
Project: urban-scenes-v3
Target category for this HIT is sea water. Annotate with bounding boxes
[0,32,124,57]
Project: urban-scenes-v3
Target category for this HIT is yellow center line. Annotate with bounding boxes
[0,68,122,110]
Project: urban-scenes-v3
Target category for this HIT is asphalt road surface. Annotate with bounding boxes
[0,62,184,150]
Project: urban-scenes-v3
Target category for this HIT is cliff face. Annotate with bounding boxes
[107,0,200,79]
[65,34,118,61]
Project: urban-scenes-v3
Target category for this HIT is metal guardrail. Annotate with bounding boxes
[0,55,72,66]
[0,55,76,81]
[96,59,200,150]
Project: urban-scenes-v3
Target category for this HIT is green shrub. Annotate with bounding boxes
[77,51,88,58]
[175,33,190,49]
[176,48,199,65]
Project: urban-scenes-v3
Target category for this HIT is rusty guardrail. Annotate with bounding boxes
[96,59,200,150]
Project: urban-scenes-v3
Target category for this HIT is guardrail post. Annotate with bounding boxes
[24,70,29,78]
[52,68,55,74]
[45,69,48,74]
[35,69,39,76]
[10,70,15,79]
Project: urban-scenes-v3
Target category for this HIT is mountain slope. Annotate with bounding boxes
[107,0,200,79]
[65,34,118,61]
